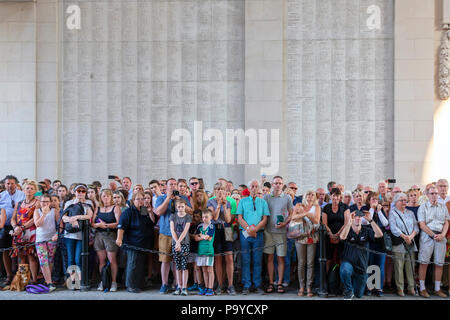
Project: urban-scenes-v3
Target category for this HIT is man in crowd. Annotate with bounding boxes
[189,177,200,193]
[378,181,388,202]
[234,180,269,295]
[159,180,167,194]
[0,175,25,285]
[263,176,293,294]
[436,179,449,205]
[417,186,449,298]
[288,182,302,205]
[122,177,133,201]
[155,178,192,294]
[339,210,384,300]
[316,188,327,208]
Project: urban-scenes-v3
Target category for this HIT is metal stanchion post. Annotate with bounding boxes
[318,222,328,298]
[80,219,90,292]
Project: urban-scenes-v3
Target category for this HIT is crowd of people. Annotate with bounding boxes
[0,174,449,299]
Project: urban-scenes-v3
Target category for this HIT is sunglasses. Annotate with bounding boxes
[190,182,199,185]
[364,191,370,194]
[291,187,298,190]
[76,190,86,194]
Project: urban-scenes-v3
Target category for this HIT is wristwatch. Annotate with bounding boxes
[368,219,373,224]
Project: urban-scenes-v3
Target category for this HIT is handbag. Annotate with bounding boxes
[383,232,393,252]
[287,220,308,239]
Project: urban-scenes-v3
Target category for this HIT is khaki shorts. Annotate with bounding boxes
[159,233,173,263]
[263,230,287,256]
[418,232,446,266]
[94,231,119,253]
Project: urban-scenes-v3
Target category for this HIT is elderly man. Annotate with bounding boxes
[0,175,25,286]
[436,179,449,205]
[234,180,270,295]
[316,188,327,209]
[378,181,388,202]
[263,176,293,294]
[339,210,384,300]
[417,186,450,298]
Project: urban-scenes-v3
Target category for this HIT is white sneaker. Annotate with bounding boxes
[110,282,118,292]
[97,282,103,291]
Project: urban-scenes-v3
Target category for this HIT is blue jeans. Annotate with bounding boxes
[340,261,367,298]
[274,238,296,284]
[368,245,386,290]
[240,231,264,289]
[64,238,82,268]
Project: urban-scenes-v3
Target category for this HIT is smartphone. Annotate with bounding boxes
[387,178,396,189]
[108,175,117,180]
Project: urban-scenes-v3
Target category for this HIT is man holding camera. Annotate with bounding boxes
[155,178,192,294]
[339,210,383,300]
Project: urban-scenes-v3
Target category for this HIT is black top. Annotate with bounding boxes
[118,205,154,249]
[341,226,375,274]
[323,202,348,234]
[97,206,117,224]
[406,206,419,220]
[189,222,199,253]
[349,204,363,212]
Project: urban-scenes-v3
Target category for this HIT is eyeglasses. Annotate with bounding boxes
[76,190,86,194]
[291,187,298,190]
[190,182,199,185]
[429,192,438,195]
[412,188,421,191]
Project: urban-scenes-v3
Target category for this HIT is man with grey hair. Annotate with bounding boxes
[233,179,270,295]
[388,192,419,296]
[417,186,450,298]
[378,181,388,201]
[436,179,449,205]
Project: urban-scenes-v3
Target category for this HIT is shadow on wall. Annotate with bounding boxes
[423,100,450,184]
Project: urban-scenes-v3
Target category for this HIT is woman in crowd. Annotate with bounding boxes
[361,192,389,297]
[11,180,40,284]
[116,191,155,293]
[50,194,68,284]
[343,191,353,207]
[57,185,69,208]
[406,189,420,220]
[389,193,419,297]
[349,190,364,212]
[178,180,190,199]
[112,191,128,212]
[143,191,157,286]
[381,200,394,292]
[92,189,121,292]
[207,183,235,295]
[62,184,94,269]
[322,188,349,272]
[33,194,59,291]
[192,189,208,212]
[87,186,100,213]
[293,190,320,297]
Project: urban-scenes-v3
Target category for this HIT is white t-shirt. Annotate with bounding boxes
[36,208,57,243]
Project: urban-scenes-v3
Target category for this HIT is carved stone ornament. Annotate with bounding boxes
[439,30,450,100]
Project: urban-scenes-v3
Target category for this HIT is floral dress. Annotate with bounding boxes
[11,200,37,258]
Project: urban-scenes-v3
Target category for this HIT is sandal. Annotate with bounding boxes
[297,288,304,296]
[276,284,285,293]
[265,283,275,293]
[307,289,314,297]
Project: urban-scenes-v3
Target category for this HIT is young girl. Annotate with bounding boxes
[170,199,192,296]
[33,194,59,291]
[195,208,216,296]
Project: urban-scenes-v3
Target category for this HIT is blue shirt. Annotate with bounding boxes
[155,194,192,236]
[118,205,154,249]
[0,190,25,225]
[234,196,270,231]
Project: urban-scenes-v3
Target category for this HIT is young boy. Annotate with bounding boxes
[195,208,216,296]
[170,199,192,296]
[187,209,204,292]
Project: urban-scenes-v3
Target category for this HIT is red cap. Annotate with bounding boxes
[242,188,250,197]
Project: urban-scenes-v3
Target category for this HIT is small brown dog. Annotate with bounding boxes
[10,264,31,291]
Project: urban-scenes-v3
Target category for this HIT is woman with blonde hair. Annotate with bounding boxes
[11,180,40,284]
[292,190,320,297]
[92,189,122,292]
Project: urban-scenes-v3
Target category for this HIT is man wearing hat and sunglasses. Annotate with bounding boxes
[339,209,384,300]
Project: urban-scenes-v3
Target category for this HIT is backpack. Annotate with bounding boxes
[62,202,87,233]
[327,263,342,296]
[101,261,112,292]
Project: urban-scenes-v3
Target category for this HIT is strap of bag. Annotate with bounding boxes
[393,209,411,236]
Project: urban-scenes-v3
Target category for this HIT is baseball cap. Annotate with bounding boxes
[74,184,87,192]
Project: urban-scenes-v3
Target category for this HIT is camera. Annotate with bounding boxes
[172,190,180,197]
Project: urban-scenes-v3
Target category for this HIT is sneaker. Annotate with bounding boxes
[48,283,57,292]
[344,291,354,300]
[126,287,141,293]
[181,288,188,296]
[187,283,199,291]
[173,288,181,295]
[110,282,118,292]
[97,282,103,291]
[227,285,236,296]
[205,288,214,296]
[282,282,289,288]
[375,289,384,297]
[159,284,169,295]
[254,287,265,295]
[198,286,206,296]
[215,285,223,296]
[242,287,250,295]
